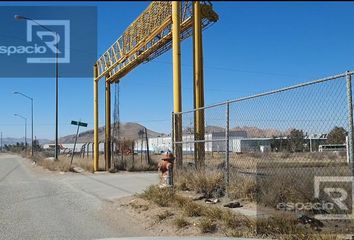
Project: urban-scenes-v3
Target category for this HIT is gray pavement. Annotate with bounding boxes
[60,171,158,202]
[0,153,255,240]
[0,153,155,239]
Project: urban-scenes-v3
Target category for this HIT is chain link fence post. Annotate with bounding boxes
[346,71,354,167]
[225,101,230,196]
[346,71,354,200]
[172,112,175,155]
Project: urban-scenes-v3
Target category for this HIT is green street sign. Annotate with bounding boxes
[71,120,88,127]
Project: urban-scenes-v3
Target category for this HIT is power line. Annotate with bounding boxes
[152,60,301,78]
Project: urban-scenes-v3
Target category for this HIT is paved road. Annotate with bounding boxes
[0,153,157,240]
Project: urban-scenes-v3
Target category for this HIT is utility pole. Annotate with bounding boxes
[14,15,59,160]
[0,132,2,152]
[93,64,99,172]
[55,32,59,161]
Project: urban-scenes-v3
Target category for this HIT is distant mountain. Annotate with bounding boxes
[232,126,284,138]
[57,122,166,143]
[205,126,225,133]
[185,125,284,138]
[1,137,51,146]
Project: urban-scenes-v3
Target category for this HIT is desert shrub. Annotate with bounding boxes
[174,216,190,229]
[182,201,203,217]
[175,169,224,197]
[228,174,258,201]
[156,210,173,221]
[198,218,217,233]
[255,214,302,236]
[140,185,175,207]
[222,210,252,229]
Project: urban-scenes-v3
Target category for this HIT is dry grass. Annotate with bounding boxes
[31,151,160,173]
[129,201,150,212]
[156,210,173,222]
[32,152,71,171]
[222,210,252,229]
[228,174,258,201]
[137,184,349,238]
[175,169,224,197]
[279,234,341,240]
[113,154,159,172]
[198,218,217,233]
[29,150,103,172]
[177,151,350,208]
[174,216,190,229]
[140,185,175,207]
[190,151,348,171]
[255,214,302,236]
[177,198,203,217]
[39,159,71,172]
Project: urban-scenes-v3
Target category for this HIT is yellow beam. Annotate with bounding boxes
[96,2,218,83]
[107,17,193,83]
[105,78,111,171]
[172,1,183,169]
[93,64,99,172]
[98,17,171,82]
[193,1,205,169]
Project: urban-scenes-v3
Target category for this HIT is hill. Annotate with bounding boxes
[58,122,165,143]
[186,125,284,138]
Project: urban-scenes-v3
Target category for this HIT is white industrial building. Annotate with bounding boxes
[231,138,271,153]
[133,131,272,153]
[43,142,105,154]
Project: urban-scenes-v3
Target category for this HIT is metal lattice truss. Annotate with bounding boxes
[95,1,218,83]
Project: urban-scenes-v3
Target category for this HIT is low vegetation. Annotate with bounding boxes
[156,210,173,222]
[174,169,224,197]
[138,184,351,238]
[138,186,303,237]
[11,148,160,173]
[140,185,175,207]
[173,216,190,229]
[198,218,217,233]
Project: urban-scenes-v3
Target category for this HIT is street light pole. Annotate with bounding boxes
[55,32,59,160]
[14,114,27,151]
[14,92,34,156]
[15,15,59,160]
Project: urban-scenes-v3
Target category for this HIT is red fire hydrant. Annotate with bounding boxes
[158,152,175,187]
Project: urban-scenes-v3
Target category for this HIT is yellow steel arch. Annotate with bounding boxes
[94,1,218,171]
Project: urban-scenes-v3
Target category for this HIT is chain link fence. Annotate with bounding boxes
[173,71,354,224]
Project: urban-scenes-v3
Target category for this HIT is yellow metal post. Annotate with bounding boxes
[93,64,99,172]
[105,79,111,171]
[172,1,183,169]
[193,1,205,169]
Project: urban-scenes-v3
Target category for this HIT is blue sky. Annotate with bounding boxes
[0,1,354,140]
